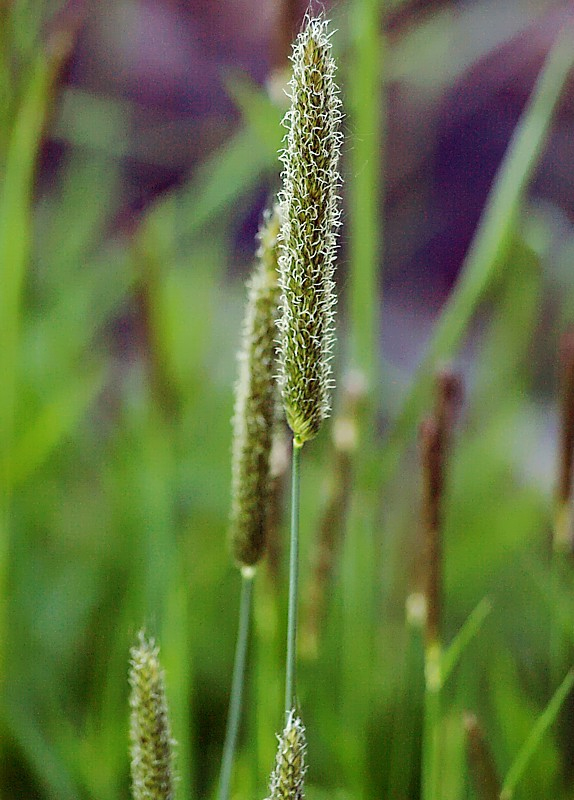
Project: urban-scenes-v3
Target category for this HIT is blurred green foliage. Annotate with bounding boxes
[2,2,574,799]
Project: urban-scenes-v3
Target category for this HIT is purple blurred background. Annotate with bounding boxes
[44,0,574,366]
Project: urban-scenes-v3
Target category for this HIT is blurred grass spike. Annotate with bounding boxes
[230,203,282,569]
[420,415,444,650]
[382,21,574,484]
[554,329,574,552]
[129,632,176,800]
[420,370,463,800]
[421,369,463,648]
[266,710,307,800]
[300,370,366,659]
[277,11,343,445]
[464,713,501,800]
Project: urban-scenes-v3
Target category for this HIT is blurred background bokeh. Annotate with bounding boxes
[3,0,574,798]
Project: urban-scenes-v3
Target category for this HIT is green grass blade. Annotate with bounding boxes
[0,51,50,478]
[346,0,384,389]
[177,125,278,244]
[4,701,80,800]
[381,24,574,482]
[500,669,574,799]
[224,73,284,152]
[0,49,52,700]
[440,598,492,685]
[12,366,106,485]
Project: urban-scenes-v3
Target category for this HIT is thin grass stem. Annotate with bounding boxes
[218,572,255,800]
[347,0,384,391]
[500,669,574,799]
[422,643,442,800]
[379,25,574,486]
[285,439,302,715]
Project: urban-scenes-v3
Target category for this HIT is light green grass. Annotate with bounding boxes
[1,4,574,800]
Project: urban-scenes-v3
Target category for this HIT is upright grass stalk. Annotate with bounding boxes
[554,330,574,553]
[419,372,461,800]
[419,415,445,800]
[347,0,384,391]
[220,207,282,800]
[549,330,574,763]
[464,713,501,800]
[219,573,254,800]
[300,373,362,659]
[341,6,383,789]
[285,440,302,713]
[380,25,574,486]
[500,669,574,799]
[276,11,342,717]
[551,331,574,681]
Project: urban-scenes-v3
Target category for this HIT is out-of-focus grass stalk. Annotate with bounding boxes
[0,43,52,704]
[132,210,194,796]
[420,412,444,800]
[419,371,463,800]
[551,331,574,693]
[340,2,384,792]
[381,24,574,484]
[500,669,574,799]
[254,565,283,790]
[464,713,501,800]
[347,0,384,391]
[553,331,574,553]
[300,373,362,659]
[162,570,194,800]
[285,441,302,713]
[0,2,12,155]
[219,573,254,800]
[422,643,441,800]
[387,593,425,799]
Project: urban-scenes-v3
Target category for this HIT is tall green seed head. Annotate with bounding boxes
[277,13,342,445]
[230,206,282,569]
[266,710,307,800]
[129,632,176,800]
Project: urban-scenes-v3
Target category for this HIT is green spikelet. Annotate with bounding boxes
[230,205,282,569]
[266,710,307,800]
[277,12,343,444]
[129,632,176,800]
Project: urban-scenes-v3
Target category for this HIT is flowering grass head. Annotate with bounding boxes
[277,12,343,445]
[230,205,282,569]
[129,632,176,800]
[266,710,307,800]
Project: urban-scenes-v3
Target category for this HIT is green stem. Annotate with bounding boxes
[285,439,302,715]
[501,669,574,799]
[379,26,574,487]
[422,642,442,800]
[347,0,384,390]
[218,571,254,800]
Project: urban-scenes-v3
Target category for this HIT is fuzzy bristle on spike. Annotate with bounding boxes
[277,13,343,444]
[129,632,176,800]
[230,205,282,568]
[266,710,307,800]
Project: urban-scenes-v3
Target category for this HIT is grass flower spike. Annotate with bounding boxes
[220,206,281,800]
[266,710,307,800]
[277,12,343,444]
[230,205,282,569]
[129,632,176,800]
